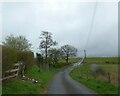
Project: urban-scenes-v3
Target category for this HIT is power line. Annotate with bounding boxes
[83,2,98,58]
[84,2,98,50]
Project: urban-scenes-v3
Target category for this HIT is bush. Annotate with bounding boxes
[105,61,109,64]
[17,51,34,73]
[2,46,18,73]
[2,46,34,74]
[90,64,105,78]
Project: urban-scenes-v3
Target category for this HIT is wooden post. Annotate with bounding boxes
[84,50,86,58]
[107,72,111,83]
[86,70,89,79]
[2,63,20,81]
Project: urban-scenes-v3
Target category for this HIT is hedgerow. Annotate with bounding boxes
[2,46,34,73]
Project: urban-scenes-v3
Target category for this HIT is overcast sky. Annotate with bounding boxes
[1,1,118,57]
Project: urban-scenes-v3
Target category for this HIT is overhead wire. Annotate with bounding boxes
[84,2,98,51]
[83,2,98,58]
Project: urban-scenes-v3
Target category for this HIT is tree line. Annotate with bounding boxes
[3,31,78,71]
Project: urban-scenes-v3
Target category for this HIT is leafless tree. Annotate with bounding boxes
[61,45,77,64]
[39,31,57,70]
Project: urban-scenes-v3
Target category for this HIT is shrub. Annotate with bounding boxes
[105,61,109,64]
[2,46,18,73]
[17,51,34,73]
[90,64,105,78]
[2,46,34,74]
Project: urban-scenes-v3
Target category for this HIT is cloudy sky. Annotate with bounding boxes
[1,0,118,57]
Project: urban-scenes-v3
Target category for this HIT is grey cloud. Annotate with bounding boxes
[2,2,118,57]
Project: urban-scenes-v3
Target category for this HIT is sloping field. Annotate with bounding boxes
[70,57,119,94]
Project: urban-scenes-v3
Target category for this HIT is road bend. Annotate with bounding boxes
[47,58,97,94]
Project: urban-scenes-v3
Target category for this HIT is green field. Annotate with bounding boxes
[2,58,80,94]
[58,58,80,64]
[84,57,118,64]
[70,57,119,94]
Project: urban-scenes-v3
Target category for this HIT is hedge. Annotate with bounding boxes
[17,51,34,73]
[2,46,18,73]
[2,46,34,73]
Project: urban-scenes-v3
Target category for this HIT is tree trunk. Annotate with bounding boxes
[39,63,43,72]
[66,54,69,64]
[45,45,49,71]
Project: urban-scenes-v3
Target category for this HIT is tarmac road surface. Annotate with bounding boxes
[47,59,97,94]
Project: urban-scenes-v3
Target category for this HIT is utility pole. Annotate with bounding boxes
[84,50,86,58]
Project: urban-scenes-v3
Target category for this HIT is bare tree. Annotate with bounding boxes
[39,31,57,70]
[61,45,77,64]
[48,48,62,65]
[36,53,44,72]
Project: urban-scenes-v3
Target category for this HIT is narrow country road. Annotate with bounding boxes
[47,59,97,94]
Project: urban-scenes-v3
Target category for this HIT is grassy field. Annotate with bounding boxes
[84,57,118,64]
[2,58,80,94]
[68,58,80,64]
[70,57,119,94]
[58,58,80,64]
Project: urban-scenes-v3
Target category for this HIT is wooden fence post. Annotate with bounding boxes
[107,72,111,83]
[86,70,89,79]
[2,63,20,81]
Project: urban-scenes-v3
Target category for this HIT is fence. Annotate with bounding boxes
[2,62,25,81]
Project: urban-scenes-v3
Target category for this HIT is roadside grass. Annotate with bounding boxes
[70,57,119,94]
[2,58,80,94]
[2,65,68,94]
[2,65,52,94]
[84,57,118,64]
[84,57,118,86]
[2,79,41,94]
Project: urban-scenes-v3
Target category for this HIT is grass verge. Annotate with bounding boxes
[2,65,67,94]
[2,58,80,94]
[70,58,119,94]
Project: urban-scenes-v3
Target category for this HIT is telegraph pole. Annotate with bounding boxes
[84,50,86,58]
